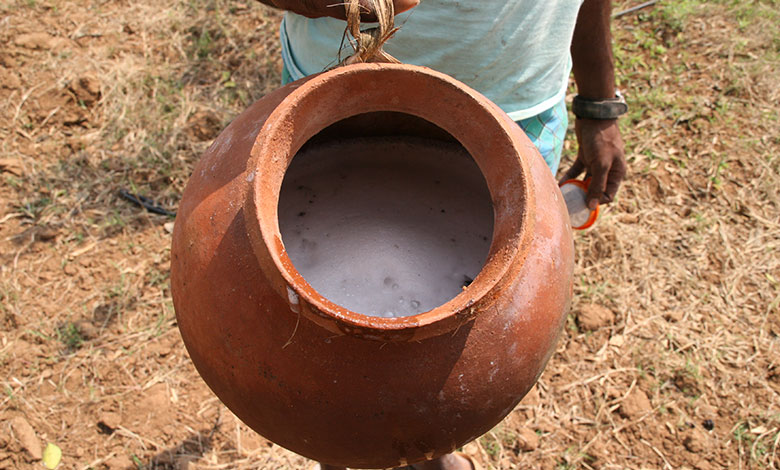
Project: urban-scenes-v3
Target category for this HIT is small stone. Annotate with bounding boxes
[516,427,539,451]
[683,429,708,453]
[10,416,42,460]
[164,221,175,234]
[68,76,101,106]
[608,334,625,347]
[0,67,21,89]
[577,303,615,331]
[97,412,121,433]
[63,264,78,276]
[36,226,59,241]
[619,389,652,419]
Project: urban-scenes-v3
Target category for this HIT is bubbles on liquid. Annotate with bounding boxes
[410,300,421,309]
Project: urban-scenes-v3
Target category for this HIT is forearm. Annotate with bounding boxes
[255,0,418,20]
[571,0,616,99]
[255,0,329,18]
[565,0,626,208]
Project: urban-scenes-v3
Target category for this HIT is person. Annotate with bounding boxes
[255,1,627,469]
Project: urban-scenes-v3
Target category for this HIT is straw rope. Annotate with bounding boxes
[341,0,401,64]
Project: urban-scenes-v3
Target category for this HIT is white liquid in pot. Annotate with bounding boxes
[278,137,493,318]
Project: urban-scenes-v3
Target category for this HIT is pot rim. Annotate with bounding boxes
[244,63,536,341]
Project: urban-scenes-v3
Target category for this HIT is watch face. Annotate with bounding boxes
[559,179,599,230]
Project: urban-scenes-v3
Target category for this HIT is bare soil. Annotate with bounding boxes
[1,0,778,469]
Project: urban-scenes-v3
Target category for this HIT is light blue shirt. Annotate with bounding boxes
[280,0,584,120]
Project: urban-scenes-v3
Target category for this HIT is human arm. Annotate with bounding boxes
[255,0,418,21]
[564,0,626,210]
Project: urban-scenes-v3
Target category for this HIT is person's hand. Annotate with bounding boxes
[560,118,626,210]
[281,0,419,20]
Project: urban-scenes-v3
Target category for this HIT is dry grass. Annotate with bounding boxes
[0,0,778,469]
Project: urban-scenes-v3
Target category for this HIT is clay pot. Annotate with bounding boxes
[171,63,573,468]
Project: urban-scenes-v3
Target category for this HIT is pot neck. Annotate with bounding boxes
[244,63,536,342]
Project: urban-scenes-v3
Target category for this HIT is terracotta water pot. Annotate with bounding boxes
[171,63,574,468]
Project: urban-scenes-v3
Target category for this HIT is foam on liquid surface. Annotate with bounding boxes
[278,137,493,318]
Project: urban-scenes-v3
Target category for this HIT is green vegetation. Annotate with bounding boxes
[56,322,84,351]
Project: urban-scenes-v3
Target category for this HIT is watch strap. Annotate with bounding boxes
[572,92,628,120]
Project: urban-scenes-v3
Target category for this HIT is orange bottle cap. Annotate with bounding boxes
[559,179,599,230]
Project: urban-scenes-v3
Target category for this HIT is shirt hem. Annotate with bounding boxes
[506,86,568,121]
[280,15,307,82]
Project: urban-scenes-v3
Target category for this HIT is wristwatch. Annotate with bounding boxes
[572,91,628,120]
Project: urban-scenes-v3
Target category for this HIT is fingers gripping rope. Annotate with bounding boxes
[342,0,401,64]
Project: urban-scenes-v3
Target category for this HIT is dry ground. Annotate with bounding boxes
[1,0,779,469]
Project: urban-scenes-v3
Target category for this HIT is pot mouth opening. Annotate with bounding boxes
[250,64,533,336]
[278,114,494,320]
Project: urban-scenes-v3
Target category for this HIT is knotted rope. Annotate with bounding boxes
[341,0,401,65]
